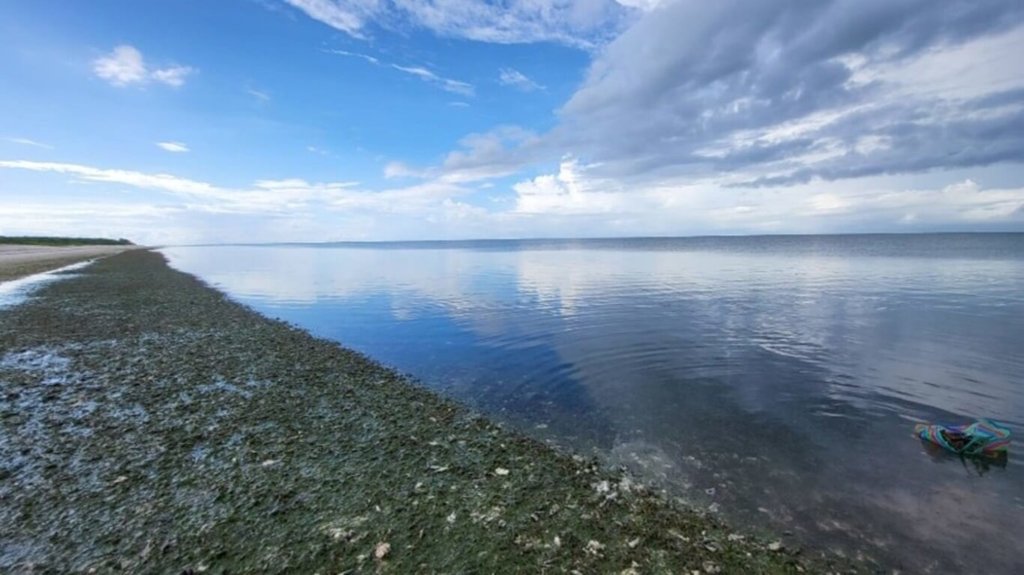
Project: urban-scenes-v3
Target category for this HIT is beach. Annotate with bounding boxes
[0,244,135,282]
[0,250,857,573]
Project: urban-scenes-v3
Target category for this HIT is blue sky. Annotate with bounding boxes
[1,0,1023,244]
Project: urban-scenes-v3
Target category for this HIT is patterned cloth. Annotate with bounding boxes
[914,419,1012,456]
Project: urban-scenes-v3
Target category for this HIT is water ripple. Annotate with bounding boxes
[162,235,1024,574]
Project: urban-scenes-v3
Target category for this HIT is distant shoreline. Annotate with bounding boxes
[163,230,1024,249]
[0,236,134,247]
[0,250,859,573]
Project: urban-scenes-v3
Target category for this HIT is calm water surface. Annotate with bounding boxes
[162,234,1024,573]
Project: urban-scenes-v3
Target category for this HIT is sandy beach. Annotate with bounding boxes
[0,244,135,283]
[0,250,859,573]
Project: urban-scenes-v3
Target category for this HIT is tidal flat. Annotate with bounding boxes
[0,250,859,573]
[0,244,134,283]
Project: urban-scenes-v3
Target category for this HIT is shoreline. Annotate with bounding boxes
[0,250,858,573]
[0,244,136,283]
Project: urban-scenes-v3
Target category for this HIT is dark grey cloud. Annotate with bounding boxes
[737,95,1024,187]
[550,0,1024,186]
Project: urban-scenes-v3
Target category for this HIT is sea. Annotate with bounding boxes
[161,233,1024,573]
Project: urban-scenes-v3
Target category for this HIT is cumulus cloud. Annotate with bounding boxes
[285,0,636,47]
[498,68,544,92]
[93,46,147,86]
[156,142,190,153]
[514,158,616,214]
[93,45,195,87]
[510,159,1024,232]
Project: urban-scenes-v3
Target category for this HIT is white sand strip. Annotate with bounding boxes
[0,244,136,282]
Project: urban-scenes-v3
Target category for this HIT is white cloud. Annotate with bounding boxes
[324,48,380,65]
[247,87,272,102]
[283,0,377,37]
[326,49,474,96]
[510,161,1024,233]
[0,160,225,200]
[498,68,544,92]
[0,160,324,213]
[93,46,147,86]
[92,45,195,88]
[156,142,190,153]
[515,158,590,214]
[0,159,474,219]
[150,65,193,87]
[513,157,644,215]
[379,125,545,185]
[613,0,664,9]
[286,0,638,48]
[391,64,474,96]
[4,137,53,150]
[2,156,1022,243]
[383,161,422,179]
[0,201,185,244]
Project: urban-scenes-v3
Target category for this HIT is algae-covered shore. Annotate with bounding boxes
[0,250,857,573]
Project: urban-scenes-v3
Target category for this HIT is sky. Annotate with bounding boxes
[1,0,1023,244]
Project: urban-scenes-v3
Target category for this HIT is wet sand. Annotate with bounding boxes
[0,250,860,573]
[0,244,135,283]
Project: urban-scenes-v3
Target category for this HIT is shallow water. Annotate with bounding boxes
[0,259,96,309]
[162,234,1024,573]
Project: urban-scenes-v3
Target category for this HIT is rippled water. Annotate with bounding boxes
[162,234,1024,573]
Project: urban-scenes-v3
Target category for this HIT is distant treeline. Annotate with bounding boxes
[0,236,134,246]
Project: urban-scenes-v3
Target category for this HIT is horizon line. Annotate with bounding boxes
[154,230,1024,249]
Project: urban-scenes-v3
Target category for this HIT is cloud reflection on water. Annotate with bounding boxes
[162,237,1024,573]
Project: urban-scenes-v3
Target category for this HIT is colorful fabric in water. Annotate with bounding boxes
[914,419,1012,456]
